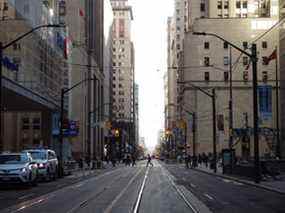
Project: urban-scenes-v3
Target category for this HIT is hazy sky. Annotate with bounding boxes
[129,0,173,151]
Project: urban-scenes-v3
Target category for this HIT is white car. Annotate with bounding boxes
[0,152,38,186]
[23,149,58,181]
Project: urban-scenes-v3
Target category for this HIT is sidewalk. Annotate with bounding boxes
[194,164,285,195]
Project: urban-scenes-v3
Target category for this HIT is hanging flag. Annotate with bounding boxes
[79,8,84,17]
[263,49,277,65]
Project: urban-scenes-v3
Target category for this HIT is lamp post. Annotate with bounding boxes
[59,78,95,177]
[193,32,260,183]
[0,24,64,152]
[176,84,217,173]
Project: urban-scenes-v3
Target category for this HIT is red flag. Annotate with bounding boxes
[263,49,277,65]
[79,8,84,17]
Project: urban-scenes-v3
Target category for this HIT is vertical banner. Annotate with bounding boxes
[258,85,272,125]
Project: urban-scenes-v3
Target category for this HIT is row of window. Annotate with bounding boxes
[203,71,269,82]
[113,84,124,88]
[203,55,271,67]
[216,1,248,10]
[203,41,268,50]
[22,117,41,130]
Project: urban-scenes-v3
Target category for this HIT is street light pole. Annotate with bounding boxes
[59,78,94,177]
[0,42,2,152]
[229,46,234,173]
[212,89,217,173]
[193,31,260,183]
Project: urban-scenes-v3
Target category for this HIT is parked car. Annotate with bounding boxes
[22,149,58,181]
[0,152,38,186]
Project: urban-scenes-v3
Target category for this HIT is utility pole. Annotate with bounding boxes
[275,47,280,158]
[212,89,217,173]
[229,46,234,173]
[192,112,196,158]
[0,42,2,152]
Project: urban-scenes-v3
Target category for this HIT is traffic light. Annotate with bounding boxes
[115,129,120,137]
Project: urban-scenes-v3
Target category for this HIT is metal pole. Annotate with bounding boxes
[212,89,217,173]
[229,46,234,173]
[252,43,261,183]
[184,121,187,156]
[0,42,2,152]
[275,48,280,158]
[59,88,65,177]
[192,113,196,158]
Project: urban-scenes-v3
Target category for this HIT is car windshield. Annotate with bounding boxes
[0,155,29,164]
[29,151,47,160]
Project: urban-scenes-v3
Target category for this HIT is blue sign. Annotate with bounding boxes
[258,85,272,119]
[1,56,19,71]
[52,112,60,136]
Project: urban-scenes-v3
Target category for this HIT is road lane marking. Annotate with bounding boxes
[133,167,149,213]
[204,193,214,200]
[222,178,231,183]
[14,198,45,212]
[233,181,244,186]
[18,194,35,200]
[103,168,143,213]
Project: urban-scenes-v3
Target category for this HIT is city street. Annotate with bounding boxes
[0,161,198,213]
[164,163,285,213]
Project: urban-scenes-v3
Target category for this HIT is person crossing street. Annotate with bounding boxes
[146,154,154,167]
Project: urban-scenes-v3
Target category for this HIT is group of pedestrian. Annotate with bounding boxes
[124,154,137,167]
[185,152,211,169]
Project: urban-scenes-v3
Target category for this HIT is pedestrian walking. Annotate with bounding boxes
[185,154,191,169]
[131,155,136,167]
[146,154,154,167]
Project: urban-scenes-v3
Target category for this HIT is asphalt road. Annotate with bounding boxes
[0,161,196,213]
[164,163,285,213]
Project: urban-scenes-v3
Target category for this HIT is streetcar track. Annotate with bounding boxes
[160,163,199,213]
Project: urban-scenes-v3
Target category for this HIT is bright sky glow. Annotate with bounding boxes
[129,0,173,151]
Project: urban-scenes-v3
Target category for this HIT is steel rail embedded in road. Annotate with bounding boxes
[161,164,198,213]
[133,167,150,213]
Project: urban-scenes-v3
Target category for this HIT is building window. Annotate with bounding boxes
[262,41,267,49]
[242,41,248,49]
[177,44,181,50]
[22,118,30,130]
[204,42,210,49]
[3,2,8,11]
[224,56,229,65]
[224,1,229,9]
[176,34,180,40]
[243,71,249,81]
[236,1,241,8]
[243,56,249,65]
[33,118,41,130]
[217,1,222,9]
[224,14,229,18]
[113,62,116,66]
[242,1,248,8]
[204,57,210,66]
[262,71,268,82]
[218,14,222,18]
[200,3,205,12]
[224,42,228,49]
[204,72,210,81]
[224,72,229,81]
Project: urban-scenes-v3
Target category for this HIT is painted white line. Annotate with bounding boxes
[190,183,196,188]
[222,178,231,183]
[204,193,214,201]
[133,167,149,213]
[14,198,45,212]
[103,168,143,213]
[233,181,244,186]
[18,194,35,200]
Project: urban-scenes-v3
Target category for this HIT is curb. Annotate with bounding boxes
[193,168,285,195]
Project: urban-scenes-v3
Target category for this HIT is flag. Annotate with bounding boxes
[79,8,84,17]
[263,49,277,65]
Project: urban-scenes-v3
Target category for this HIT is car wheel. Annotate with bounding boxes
[45,169,51,182]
